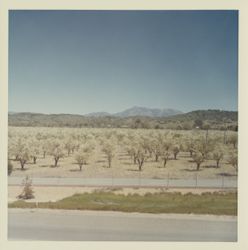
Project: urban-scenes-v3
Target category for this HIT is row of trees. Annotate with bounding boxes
[121,132,237,171]
[8,127,238,173]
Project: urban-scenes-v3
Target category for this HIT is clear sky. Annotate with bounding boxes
[9,10,238,114]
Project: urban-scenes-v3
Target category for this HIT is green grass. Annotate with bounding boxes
[9,191,237,215]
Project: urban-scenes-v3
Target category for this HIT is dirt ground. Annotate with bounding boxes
[10,149,237,180]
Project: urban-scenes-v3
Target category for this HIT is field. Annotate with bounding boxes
[8,125,238,242]
[8,126,238,180]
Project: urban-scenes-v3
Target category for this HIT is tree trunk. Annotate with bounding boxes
[138,159,143,171]
[33,157,37,164]
[216,160,220,168]
[197,163,200,171]
[163,159,167,167]
[108,156,111,168]
[79,165,82,171]
[20,160,25,170]
[155,154,159,162]
[174,153,177,160]
[43,151,46,159]
[54,157,59,167]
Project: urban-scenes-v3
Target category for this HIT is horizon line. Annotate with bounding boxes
[8,108,238,116]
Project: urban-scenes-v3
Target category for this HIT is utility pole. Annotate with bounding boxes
[205,129,209,144]
[224,128,227,144]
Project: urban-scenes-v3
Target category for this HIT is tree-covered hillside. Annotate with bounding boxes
[8,109,238,131]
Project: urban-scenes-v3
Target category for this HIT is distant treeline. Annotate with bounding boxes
[8,109,238,131]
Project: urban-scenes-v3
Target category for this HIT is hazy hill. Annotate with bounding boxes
[113,106,183,117]
[85,112,111,117]
[85,106,183,118]
[8,109,238,130]
[166,109,237,122]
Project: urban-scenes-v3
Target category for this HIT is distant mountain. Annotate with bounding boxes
[8,109,237,130]
[114,106,183,118]
[83,106,183,118]
[85,112,111,117]
[166,109,238,122]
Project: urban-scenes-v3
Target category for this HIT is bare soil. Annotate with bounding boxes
[10,150,237,180]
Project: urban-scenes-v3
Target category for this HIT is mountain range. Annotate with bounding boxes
[85,106,183,118]
[8,107,237,130]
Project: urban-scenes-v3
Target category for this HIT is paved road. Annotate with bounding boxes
[8,176,237,188]
[8,209,237,241]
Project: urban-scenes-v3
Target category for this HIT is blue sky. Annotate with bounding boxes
[9,10,238,114]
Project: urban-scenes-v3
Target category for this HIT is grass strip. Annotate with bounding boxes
[9,191,237,215]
